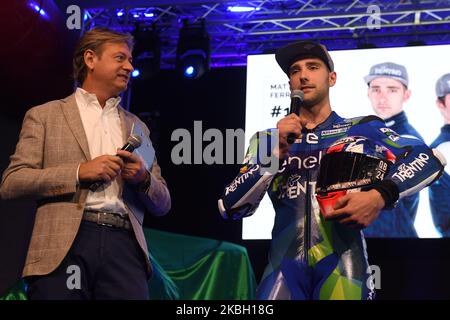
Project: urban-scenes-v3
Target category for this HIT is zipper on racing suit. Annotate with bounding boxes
[304,128,313,265]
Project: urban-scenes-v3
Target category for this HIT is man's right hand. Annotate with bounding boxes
[78,155,124,183]
[275,114,305,160]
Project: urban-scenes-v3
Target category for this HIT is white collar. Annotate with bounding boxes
[76,87,121,111]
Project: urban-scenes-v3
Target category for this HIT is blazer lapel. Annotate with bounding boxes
[118,106,137,214]
[61,94,91,161]
[118,106,132,143]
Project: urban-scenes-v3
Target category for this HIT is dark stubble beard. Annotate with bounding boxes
[302,86,329,108]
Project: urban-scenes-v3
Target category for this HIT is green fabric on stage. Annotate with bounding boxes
[146,229,257,300]
[1,228,257,300]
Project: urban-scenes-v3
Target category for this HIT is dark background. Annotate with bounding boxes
[1,0,450,300]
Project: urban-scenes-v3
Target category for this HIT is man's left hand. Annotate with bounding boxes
[322,189,385,229]
[116,149,148,185]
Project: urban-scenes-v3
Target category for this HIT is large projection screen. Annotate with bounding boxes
[243,44,450,239]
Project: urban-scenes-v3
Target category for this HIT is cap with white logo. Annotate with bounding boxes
[364,62,409,87]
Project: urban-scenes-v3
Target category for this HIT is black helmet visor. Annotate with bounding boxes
[316,152,390,194]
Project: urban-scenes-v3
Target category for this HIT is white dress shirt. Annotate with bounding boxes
[75,87,129,216]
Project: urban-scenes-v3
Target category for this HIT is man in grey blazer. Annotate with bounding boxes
[0,27,171,299]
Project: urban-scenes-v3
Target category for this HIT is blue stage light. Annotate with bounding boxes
[131,69,140,78]
[30,2,47,17]
[184,66,196,78]
[227,6,259,12]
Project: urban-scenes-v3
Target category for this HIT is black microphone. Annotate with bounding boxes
[89,134,142,191]
[287,89,304,144]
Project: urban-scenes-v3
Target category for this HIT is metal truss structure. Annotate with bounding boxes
[61,0,450,67]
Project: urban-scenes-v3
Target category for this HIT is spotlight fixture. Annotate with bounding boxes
[132,25,160,80]
[176,19,210,79]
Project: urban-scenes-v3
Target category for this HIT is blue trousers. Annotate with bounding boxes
[25,220,150,300]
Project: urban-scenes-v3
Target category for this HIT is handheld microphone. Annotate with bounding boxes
[89,134,142,192]
[119,134,142,153]
[287,89,304,144]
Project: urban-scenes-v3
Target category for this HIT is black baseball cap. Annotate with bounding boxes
[275,41,334,76]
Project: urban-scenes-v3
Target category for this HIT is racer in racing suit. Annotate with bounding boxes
[364,61,425,237]
[429,73,450,237]
[218,41,446,300]
[429,124,450,236]
[364,111,423,237]
[219,113,444,299]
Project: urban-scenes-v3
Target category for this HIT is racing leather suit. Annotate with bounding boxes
[429,124,450,236]
[364,111,424,237]
[218,112,445,300]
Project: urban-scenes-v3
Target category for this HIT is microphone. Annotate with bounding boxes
[89,134,142,191]
[287,89,304,144]
[119,134,142,153]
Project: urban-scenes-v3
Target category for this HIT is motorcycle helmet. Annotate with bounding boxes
[316,136,396,215]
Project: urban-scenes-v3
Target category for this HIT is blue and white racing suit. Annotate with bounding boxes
[218,112,445,300]
[429,124,450,237]
[364,111,424,237]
